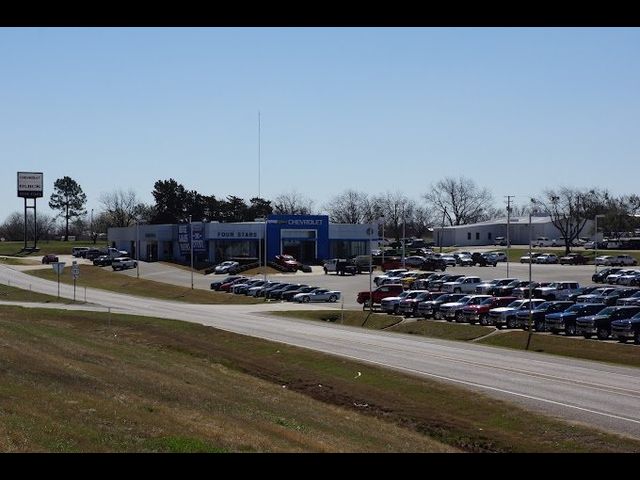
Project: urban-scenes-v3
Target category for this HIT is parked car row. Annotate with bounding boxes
[357,271,640,344]
[210,275,341,303]
[592,267,640,286]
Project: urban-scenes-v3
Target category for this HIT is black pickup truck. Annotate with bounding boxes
[576,305,640,340]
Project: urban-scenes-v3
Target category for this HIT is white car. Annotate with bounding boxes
[112,257,137,271]
[214,261,240,274]
[520,252,543,263]
[440,255,457,266]
[608,255,638,266]
[595,255,615,266]
[535,253,558,264]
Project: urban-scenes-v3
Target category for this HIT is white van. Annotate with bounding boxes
[532,237,557,247]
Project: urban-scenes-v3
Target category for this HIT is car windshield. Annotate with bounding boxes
[596,307,616,316]
[467,296,487,305]
[507,300,525,308]
[480,297,496,305]
[535,302,552,310]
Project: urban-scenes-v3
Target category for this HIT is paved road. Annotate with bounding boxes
[2,263,639,441]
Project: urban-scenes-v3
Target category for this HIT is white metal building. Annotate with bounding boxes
[432,216,595,247]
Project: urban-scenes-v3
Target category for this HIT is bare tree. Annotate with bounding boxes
[423,176,494,226]
[0,212,57,242]
[324,190,372,224]
[372,192,416,242]
[533,187,601,255]
[272,190,315,215]
[99,189,145,227]
[410,206,436,239]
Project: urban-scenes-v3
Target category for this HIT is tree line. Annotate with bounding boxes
[1,175,639,251]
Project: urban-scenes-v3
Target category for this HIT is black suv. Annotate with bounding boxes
[471,252,497,267]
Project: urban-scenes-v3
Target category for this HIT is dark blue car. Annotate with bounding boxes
[545,303,606,336]
[514,300,574,331]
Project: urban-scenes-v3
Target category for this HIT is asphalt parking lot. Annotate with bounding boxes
[112,259,605,310]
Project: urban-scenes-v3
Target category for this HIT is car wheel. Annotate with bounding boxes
[565,324,576,336]
[597,328,610,340]
[302,296,310,303]
[506,317,516,329]
[479,314,488,326]
[534,320,543,332]
[328,295,337,303]
[455,311,463,322]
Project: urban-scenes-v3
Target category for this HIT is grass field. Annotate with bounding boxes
[25,265,263,305]
[0,240,109,257]
[477,331,640,368]
[0,284,72,304]
[1,305,638,452]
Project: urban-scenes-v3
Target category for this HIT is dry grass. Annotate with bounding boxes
[0,306,453,452]
[25,265,263,305]
[0,284,72,304]
[1,305,638,452]
[478,331,640,368]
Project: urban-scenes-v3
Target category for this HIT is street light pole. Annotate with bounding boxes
[440,207,447,253]
[264,217,268,282]
[367,227,373,312]
[136,219,140,279]
[402,207,406,269]
[594,214,605,274]
[526,210,534,350]
[506,196,512,277]
[380,216,385,267]
[189,215,194,290]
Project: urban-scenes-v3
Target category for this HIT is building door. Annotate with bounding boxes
[146,242,158,262]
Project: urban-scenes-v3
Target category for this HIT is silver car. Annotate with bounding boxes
[293,289,341,303]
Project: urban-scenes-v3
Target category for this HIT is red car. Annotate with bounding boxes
[274,254,300,272]
[42,254,59,264]
[461,296,517,325]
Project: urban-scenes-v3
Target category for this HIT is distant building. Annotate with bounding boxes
[432,216,595,247]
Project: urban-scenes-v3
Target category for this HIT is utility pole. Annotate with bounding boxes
[505,195,514,277]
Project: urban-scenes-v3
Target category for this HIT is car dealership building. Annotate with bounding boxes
[108,214,378,264]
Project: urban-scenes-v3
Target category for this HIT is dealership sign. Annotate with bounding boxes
[17,172,44,198]
[178,223,206,254]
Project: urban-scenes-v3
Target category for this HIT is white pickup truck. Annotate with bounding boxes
[532,237,557,247]
[533,281,581,300]
[441,276,482,293]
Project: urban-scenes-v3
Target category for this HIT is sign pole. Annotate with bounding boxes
[57,270,60,299]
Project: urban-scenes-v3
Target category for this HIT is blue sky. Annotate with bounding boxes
[1,27,639,222]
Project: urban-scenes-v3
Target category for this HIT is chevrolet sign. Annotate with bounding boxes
[17,172,43,198]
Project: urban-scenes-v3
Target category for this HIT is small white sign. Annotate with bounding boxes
[51,262,66,274]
